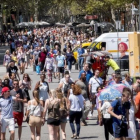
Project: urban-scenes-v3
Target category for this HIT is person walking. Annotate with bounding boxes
[38,47,47,72]
[78,63,93,83]
[89,69,103,116]
[19,73,31,101]
[77,43,85,71]
[35,73,49,107]
[56,50,66,82]
[66,47,74,73]
[42,89,60,140]
[126,89,136,140]
[100,100,113,140]
[68,84,85,139]
[3,50,11,71]
[44,53,54,83]
[0,87,22,140]
[122,73,133,89]
[133,83,140,140]
[10,79,27,140]
[76,72,90,126]
[7,60,20,81]
[17,47,26,74]
[108,87,131,140]
[58,74,72,98]
[56,89,68,140]
[26,90,44,140]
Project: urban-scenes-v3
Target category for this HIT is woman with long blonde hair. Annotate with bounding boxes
[56,88,68,140]
[26,90,44,140]
[42,89,60,140]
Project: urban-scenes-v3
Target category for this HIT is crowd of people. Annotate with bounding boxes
[0,27,140,140]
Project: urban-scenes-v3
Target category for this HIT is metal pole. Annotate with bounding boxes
[139,0,140,31]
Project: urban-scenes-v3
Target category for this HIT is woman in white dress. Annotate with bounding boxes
[126,91,137,140]
[35,73,49,107]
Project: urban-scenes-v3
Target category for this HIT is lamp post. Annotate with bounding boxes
[131,4,138,31]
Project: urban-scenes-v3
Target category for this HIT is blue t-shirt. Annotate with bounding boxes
[53,49,57,54]
[78,70,93,82]
[0,96,14,119]
[11,42,15,49]
[56,55,65,67]
[77,48,85,57]
[111,99,130,125]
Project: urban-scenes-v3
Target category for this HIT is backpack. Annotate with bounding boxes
[63,83,71,97]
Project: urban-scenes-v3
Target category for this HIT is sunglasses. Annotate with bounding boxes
[13,83,18,85]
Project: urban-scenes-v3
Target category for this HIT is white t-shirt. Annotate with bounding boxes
[69,94,85,111]
[89,76,103,93]
[100,101,111,118]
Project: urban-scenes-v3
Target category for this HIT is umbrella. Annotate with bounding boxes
[41,21,50,25]
[110,84,128,93]
[99,87,122,101]
[27,22,34,26]
[55,22,65,27]
[17,22,28,27]
[99,22,114,28]
[66,22,73,27]
[76,23,91,27]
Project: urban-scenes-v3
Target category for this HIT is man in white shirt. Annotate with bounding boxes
[89,69,103,115]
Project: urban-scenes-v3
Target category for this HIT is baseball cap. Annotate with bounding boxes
[2,87,10,95]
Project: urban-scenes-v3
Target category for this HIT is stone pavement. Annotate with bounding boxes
[0,65,109,140]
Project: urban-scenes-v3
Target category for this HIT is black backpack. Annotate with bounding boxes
[63,83,71,97]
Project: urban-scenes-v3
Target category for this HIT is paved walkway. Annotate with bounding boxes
[0,65,110,140]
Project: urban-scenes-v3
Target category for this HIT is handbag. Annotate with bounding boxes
[26,105,38,123]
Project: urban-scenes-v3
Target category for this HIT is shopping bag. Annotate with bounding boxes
[36,65,40,74]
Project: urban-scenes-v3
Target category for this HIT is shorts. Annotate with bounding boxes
[60,117,67,123]
[113,122,128,138]
[57,67,64,73]
[20,58,25,63]
[135,120,140,130]
[1,118,15,133]
[13,112,23,126]
[47,118,60,126]
[29,116,42,127]
[91,92,96,104]
[53,65,57,73]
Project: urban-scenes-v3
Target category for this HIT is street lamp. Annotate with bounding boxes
[131,4,138,31]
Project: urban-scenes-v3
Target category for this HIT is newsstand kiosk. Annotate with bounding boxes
[129,32,140,77]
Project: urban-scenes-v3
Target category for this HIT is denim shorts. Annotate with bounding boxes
[135,120,140,130]
[113,122,128,138]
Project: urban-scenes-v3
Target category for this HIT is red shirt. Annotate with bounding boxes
[135,92,140,119]
[39,52,46,62]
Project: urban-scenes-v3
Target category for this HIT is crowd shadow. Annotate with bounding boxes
[80,136,98,139]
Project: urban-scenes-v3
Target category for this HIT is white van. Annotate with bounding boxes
[89,32,134,59]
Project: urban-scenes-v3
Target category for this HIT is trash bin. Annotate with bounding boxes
[75,63,78,70]
[33,64,36,71]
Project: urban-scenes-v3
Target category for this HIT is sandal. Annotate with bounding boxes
[71,134,76,138]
